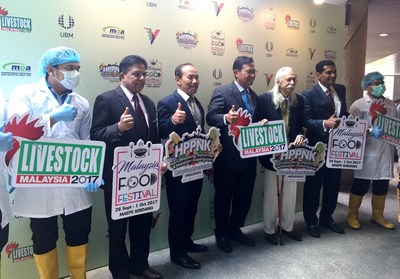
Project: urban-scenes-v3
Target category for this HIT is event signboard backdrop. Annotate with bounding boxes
[0,0,345,277]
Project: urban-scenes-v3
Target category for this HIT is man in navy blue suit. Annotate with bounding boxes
[157,63,207,270]
[206,56,263,253]
[91,55,162,279]
[302,59,348,238]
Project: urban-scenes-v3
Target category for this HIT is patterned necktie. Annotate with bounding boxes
[188,96,201,127]
[241,89,253,114]
[327,88,335,110]
[132,93,148,136]
[281,99,290,134]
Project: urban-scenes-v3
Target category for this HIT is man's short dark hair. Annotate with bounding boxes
[315,59,336,74]
[174,63,194,78]
[232,56,254,71]
[119,55,148,73]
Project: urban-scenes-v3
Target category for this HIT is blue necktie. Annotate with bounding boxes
[241,89,253,114]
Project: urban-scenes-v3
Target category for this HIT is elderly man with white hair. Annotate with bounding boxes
[347,71,396,230]
[258,67,305,245]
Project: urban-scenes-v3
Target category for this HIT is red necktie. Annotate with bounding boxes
[132,93,148,136]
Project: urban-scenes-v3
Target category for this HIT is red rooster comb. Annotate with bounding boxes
[3,113,46,166]
[369,99,387,125]
[5,241,19,258]
[229,107,252,144]
[0,6,8,16]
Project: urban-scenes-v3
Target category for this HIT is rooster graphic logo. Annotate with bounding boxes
[2,113,45,172]
[228,107,252,145]
[369,99,387,125]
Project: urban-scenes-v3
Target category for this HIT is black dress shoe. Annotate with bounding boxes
[216,236,232,253]
[171,254,201,269]
[307,225,320,238]
[228,231,255,246]
[187,243,208,253]
[282,230,302,241]
[131,268,163,279]
[264,233,278,245]
[320,221,345,234]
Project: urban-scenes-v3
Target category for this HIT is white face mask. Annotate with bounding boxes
[54,69,81,90]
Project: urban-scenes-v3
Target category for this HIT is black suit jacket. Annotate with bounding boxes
[90,86,159,191]
[206,81,263,170]
[258,92,304,170]
[302,83,347,145]
[157,90,205,139]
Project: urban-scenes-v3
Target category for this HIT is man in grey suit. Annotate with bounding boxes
[90,55,162,279]
[302,59,348,238]
[206,56,263,253]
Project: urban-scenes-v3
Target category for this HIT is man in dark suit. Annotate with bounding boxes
[206,56,263,253]
[302,59,348,238]
[258,67,304,245]
[90,55,162,279]
[157,63,207,270]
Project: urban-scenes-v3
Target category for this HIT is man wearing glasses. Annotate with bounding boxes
[206,56,264,253]
[91,55,163,279]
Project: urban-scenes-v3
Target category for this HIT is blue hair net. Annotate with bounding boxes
[361,71,384,90]
[38,46,80,76]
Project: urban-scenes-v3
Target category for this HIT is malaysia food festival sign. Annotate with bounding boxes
[112,140,163,220]
[270,141,326,181]
[164,126,220,183]
[229,108,287,158]
[2,113,105,187]
[326,116,368,169]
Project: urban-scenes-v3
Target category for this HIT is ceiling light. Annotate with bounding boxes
[313,0,324,4]
[379,33,389,37]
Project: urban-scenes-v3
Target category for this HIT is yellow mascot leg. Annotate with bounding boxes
[67,244,88,279]
[33,248,58,279]
[347,194,363,229]
[371,194,395,229]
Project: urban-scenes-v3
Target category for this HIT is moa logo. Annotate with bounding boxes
[102,26,125,39]
[1,62,32,77]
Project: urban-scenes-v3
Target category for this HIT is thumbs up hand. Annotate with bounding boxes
[118,107,134,132]
[50,94,78,122]
[172,102,186,125]
[225,105,238,124]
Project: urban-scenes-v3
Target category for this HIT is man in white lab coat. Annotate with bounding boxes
[7,46,96,279]
[347,72,396,230]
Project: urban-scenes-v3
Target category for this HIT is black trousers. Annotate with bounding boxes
[303,165,341,226]
[165,171,202,259]
[351,178,389,196]
[104,188,152,276]
[0,210,9,253]
[30,207,92,255]
[213,162,256,237]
